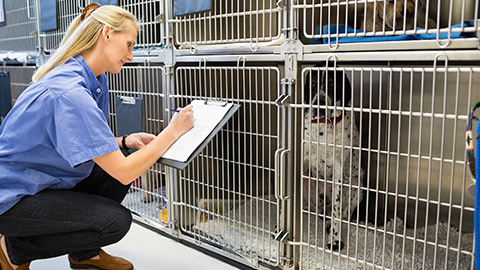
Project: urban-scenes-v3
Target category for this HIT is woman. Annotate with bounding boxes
[0,4,193,270]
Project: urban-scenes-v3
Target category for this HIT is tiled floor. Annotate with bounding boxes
[29,221,243,270]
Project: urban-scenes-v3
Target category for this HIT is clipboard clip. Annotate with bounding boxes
[120,96,136,105]
[0,67,7,76]
[204,99,228,107]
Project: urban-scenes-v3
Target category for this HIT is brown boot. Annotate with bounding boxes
[68,249,133,270]
[16,262,31,270]
[0,235,30,270]
[17,263,30,270]
[0,236,13,270]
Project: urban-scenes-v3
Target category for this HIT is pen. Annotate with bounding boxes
[167,109,181,113]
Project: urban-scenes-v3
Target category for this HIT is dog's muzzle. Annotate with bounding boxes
[311,113,343,124]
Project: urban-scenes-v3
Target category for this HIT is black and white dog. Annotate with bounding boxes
[303,64,364,251]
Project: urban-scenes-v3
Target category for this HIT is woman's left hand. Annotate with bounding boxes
[125,132,156,149]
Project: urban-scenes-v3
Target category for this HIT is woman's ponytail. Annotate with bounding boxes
[32,5,138,82]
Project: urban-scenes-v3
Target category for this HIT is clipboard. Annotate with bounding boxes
[39,0,57,32]
[173,0,211,16]
[115,96,143,137]
[0,71,11,124]
[158,100,240,170]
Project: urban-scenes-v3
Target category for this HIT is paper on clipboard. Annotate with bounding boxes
[161,100,234,162]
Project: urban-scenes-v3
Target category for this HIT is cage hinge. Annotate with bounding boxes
[477,19,480,49]
[281,78,296,85]
[280,39,303,58]
[281,256,294,268]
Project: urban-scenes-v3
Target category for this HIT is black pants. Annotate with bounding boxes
[0,164,132,265]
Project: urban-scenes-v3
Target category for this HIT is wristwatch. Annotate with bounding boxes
[122,134,129,150]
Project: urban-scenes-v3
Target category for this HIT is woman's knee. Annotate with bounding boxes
[97,203,132,243]
[115,205,133,237]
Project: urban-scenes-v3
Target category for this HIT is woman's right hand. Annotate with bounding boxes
[168,104,194,139]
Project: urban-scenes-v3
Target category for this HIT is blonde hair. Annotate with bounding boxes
[32,5,138,81]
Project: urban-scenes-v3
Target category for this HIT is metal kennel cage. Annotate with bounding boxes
[4,1,477,269]
[119,0,167,51]
[40,0,166,55]
[107,64,173,228]
[0,0,38,52]
[293,0,479,51]
[40,0,82,53]
[293,61,478,269]
[170,0,285,53]
[171,63,286,268]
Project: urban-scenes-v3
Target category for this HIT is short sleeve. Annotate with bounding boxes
[52,88,119,167]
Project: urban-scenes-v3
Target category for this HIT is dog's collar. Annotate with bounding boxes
[311,113,343,124]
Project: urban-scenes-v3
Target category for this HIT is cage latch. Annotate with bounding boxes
[275,78,295,107]
[273,230,289,243]
[275,93,290,107]
[155,14,164,23]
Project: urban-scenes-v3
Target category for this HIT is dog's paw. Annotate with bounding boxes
[327,240,344,251]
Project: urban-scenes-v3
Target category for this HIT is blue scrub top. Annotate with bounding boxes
[0,55,120,215]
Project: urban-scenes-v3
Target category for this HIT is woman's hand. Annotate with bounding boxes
[168,104,195,139]
[125,132,156,149]
[95,106,194,184]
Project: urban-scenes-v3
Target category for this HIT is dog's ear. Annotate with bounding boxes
[304,63,325,104]
[415,0,428,13]
[304,69,311,104]
[342,70,352,106]
[376,1,385,18]
[324,63,352,107]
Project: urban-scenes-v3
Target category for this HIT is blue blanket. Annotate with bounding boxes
[94,0,118,5]
[312,21,475,44]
